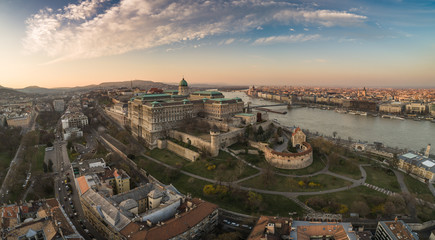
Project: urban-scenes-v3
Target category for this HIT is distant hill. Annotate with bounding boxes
[15,80,174,94]
[13,80,248,94]
[96,80,172,89]
[0,85,27,95]
[0,85,29,98]
[18,86,58,94]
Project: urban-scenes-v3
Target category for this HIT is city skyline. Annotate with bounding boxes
[1,0,435,89]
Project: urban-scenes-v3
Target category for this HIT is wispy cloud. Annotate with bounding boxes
[274,9,367,27]
[219,38,236,45]
[253,34,321,45]
[22,0,367,62]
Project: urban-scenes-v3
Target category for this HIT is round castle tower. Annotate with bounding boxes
[210,125,220,157]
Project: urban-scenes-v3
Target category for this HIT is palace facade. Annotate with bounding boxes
[128,78,244,148]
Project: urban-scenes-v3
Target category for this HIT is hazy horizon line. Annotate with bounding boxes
[1,80,434,90]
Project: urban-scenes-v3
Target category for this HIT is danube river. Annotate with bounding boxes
[223,91,434,151]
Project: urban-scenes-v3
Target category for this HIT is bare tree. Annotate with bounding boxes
[351,201,370,217]
[236,160,246,177]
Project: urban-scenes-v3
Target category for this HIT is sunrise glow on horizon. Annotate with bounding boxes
[0,0,434,89]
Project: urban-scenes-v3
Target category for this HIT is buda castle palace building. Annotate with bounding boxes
[128,78,244,148]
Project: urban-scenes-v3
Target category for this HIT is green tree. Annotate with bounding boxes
[351,201,370,217]
[67,141,73,150]
[257,126,264,136]
[246,191,263,210]
[43,162,48,173]
[277,127,283,137]
[48,159,53,172]
[260,162,275,186]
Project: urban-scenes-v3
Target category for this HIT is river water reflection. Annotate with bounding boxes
[223,91,434,151]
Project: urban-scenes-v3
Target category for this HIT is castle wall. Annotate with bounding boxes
[105,109,126,127]
[165,140,200,162]
[170,130,211,151]
[218,128,244,148]
[249,141,313,169]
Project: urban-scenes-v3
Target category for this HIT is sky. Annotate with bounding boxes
[0,0,434,89]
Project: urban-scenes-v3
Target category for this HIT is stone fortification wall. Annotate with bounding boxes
[195,118,231,132]
[105,109,126,127]
[218,128,244,148]
[170,130,211,151]
[165,140,200,162]
[229,149,259,155]
[249,141,313,169]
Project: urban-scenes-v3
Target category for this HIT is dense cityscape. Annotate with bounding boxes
[0,80,434,240]
[1,0,435,239]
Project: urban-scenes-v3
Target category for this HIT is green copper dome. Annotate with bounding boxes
[179,78,188,86]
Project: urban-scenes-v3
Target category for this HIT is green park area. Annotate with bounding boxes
[136,155,303,216]
[0,152,13,187]
[146,149,259,180]
[403,174,435,203]
[364,166,401,192]
[299,186,407,217]
[327,155,364,180]
[241,173,352,192]
[31,146,46,174]
[0,127,22,186]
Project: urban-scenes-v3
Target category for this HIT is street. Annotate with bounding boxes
[53,139,104,240]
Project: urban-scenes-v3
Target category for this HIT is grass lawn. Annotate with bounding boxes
[146,149,259,180]
[137,155,304,216]
[240,153,264,165]
[298,186,388,216]
[364,166,401,192]
[0,152,13,186]
[241,174,352,192]
[403,174,435,203]
[31,146,46,174]
[146,148,185,166]
[329,157,362,180]
[0,152,13,171]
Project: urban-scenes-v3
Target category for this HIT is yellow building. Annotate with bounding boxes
[103,168,130,194]
[398,152,435,182]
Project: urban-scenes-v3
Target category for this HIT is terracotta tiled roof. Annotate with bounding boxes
[292,127,301,136]
[121,198,218,240]
[20,206,29,214]
[76,176,90,194]
[2,205,19,218]
[113,169,120,178]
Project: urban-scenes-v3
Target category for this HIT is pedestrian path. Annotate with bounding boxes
[363,183,435,208]
[363,183,396,196]
[289,197,315,213]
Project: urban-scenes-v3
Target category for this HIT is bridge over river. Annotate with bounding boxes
[249,103,288,108]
